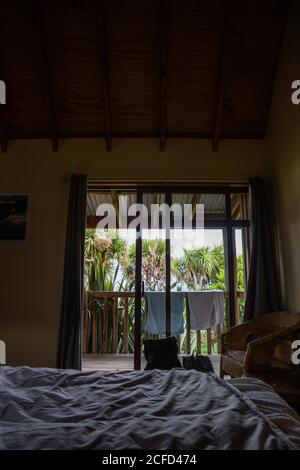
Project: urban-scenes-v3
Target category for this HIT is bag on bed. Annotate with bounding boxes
[183,351,214,373]
[144,337,182,370]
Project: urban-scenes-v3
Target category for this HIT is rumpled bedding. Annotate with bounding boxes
[0,366,299,450]
[229,377,300,450]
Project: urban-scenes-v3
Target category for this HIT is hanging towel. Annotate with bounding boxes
[187,291,224,331]
[144,292,185,336]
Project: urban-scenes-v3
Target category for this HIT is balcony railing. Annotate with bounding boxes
[82,291,245,356]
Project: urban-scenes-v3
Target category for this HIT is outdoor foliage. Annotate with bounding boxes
[84,230,245,354]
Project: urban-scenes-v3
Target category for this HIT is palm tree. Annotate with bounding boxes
[173,246,219,290]
[84,229,131,353]
[142,239,165,291]
[84,229,128,291]
[195,247,219,289]
[171,257,187,288]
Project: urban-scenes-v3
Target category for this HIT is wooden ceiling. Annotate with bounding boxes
[0,0,290,153]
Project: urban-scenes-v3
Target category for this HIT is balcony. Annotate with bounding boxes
[82,290,245,369]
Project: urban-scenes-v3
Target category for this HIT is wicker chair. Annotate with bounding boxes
[220,311,300,379]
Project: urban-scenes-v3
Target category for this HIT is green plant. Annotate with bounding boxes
[84,230,246,355]
[84,229,128,352]
[172,246,220,291]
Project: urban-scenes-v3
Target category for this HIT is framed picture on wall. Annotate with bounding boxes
[0,194,30,243]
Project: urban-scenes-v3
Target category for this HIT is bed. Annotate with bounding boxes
[0,366,299,450]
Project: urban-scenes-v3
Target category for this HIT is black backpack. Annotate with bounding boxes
[144,337,182,370]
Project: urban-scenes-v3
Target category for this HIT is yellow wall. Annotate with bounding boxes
[0,138,270,366]
[267,0,300,312]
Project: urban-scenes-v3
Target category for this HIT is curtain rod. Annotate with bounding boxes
[61,176,250,187]
[87,179,249,188]
[87,178,249,183]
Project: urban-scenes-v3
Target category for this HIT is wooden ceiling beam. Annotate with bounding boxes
[96,0,112,152]
[212,0,234,153]
[159,0,168,152]
[33,0,58,152]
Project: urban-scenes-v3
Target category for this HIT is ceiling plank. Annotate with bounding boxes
[96,0,112,152]
[33,0,58,152]
[159,0,168,152]
[212,0,234,153]
[2,0,288,144]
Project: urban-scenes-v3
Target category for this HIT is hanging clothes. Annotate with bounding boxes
[187,291,224,331]
[144,292,185,336]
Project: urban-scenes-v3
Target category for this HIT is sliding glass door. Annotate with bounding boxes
[134,186,250,370]
[84,181,249,371]
[134,191,168,369]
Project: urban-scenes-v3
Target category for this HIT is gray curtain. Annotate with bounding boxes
[244,177,282,321]
[57,174,87,369]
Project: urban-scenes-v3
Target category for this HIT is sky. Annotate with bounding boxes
[118,228,243,258]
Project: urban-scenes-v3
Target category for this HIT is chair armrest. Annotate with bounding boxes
[221,312,291,353]
[244,322,300,374]
[221,319,263,352]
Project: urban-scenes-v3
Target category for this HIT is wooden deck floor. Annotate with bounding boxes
[82,353,220,375]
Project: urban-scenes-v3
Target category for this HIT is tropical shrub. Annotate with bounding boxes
[84,230,245,354]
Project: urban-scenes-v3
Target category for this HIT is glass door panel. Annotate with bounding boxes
[234,228,249,324]
[141,193,167,342]
[84,189,138,370]
[170,199,226,356]
[84,185,250,372]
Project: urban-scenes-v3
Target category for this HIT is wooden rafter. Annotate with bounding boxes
[33,0,58,152]
[159,0,168,152]
[212,0,234,153]
[96,0,112,152]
